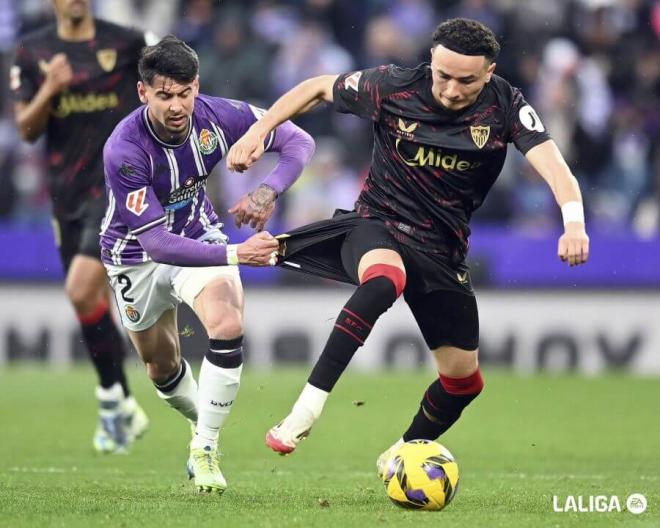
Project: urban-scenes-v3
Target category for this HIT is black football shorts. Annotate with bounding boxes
[52,195,105,273]
[277,210,479,351]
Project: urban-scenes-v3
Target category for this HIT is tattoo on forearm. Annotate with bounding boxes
[248,185,277,212]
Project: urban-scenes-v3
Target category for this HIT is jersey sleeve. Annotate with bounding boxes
[332,65,394,122]
[103,139,167,235]
[10,43,40,102]
[210,98,276,152]
[506,88,551,154]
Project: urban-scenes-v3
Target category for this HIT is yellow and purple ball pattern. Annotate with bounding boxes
[382,439,459,511]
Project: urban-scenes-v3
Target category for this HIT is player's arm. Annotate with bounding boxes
[226,75,337,172]
[137,225,279,267]
[14,53,72,142]
[525,139,590,267]
[229,120,315,231]
[105,143,279,267]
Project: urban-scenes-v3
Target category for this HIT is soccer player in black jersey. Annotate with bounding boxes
[10,0,149,453]
[227,18,590,465]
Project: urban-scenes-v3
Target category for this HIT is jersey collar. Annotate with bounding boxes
[142,107,193,148]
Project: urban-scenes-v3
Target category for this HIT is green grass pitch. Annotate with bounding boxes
[0,366,658,527]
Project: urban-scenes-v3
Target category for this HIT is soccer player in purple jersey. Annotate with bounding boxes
[227,19,590,469]
[11,0,150,453]
[101,35,314,493]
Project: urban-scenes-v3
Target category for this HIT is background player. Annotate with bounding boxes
[11,0,151,453]
[226,18,589,465]
[102,35,314,493]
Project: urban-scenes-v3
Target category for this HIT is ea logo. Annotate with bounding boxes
[626,494,647,515]
[519,105,545,133]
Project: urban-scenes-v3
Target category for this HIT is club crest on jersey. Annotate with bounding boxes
[126,187,149,216]
[198,129,218,155]
[397,118,419,140]
[470,125,490,149]
[97,49,117,72]
[124,305,140,323]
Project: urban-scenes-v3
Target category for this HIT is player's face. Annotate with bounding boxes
[52,0,91,22]
[139,75,199,142]
[430,45,496,111]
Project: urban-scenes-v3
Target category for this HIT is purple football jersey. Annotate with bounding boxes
[100,94,274,265]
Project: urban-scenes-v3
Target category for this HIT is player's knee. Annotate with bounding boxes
[205,311,243,341]
[146,358,180,384]
[359,264,406,298]
[66,282,101,314]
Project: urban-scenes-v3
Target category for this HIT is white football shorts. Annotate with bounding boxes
[105,257,241,332]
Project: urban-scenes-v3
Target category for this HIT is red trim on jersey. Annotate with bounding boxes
[360,264,406,297]
[334,324,365,345]
[439,369,484,395]
[77,300,109,325]
[342,307,372,330]
[424,391,441,411]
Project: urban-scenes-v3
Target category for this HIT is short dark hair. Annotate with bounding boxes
[138,35,199,85]
[432,18,500,62]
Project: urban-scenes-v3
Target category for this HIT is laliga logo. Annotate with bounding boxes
[553,493,647,514]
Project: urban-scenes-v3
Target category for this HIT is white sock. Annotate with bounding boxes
[121,395,137,415]
[155,359,198,423]
[193,342,243,449]
[96,382,123,413]
[291,383,329,421]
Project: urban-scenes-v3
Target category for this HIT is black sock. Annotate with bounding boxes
[308,277,398,392]
[80,308,131,397]
[402,371,483,441]
[153,360,185,392]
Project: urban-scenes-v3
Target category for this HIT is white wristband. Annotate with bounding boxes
[226,244,239,265]
[561,201,584,225]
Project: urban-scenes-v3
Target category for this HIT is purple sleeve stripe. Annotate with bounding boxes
[131,216,167,235]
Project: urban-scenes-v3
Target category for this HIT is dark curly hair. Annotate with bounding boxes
[432,18,500,62]
[138,35,199,85]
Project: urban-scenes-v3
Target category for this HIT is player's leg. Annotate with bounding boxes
[267,221,406,454]
[57,218,147,452]
[403,344,482,441]
[174,266,244,493]
[107,260,198,435]
[378,289,483,475]
[126,308,199,423]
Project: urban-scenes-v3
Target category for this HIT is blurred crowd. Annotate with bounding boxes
[1,0,659,238]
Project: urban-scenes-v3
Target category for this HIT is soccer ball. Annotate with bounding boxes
[381,439,459,511]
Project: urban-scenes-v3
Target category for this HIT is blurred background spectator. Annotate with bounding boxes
[3,0,659,285]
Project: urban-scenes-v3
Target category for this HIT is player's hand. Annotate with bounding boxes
[558,223,589,267]
[237,231,279,266]
[44,53,73,95]
[226,125,267,173]
[228,184,277,231]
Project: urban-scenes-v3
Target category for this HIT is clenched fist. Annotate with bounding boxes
[237,231,279,266]
[558,223,589,267]
[226,125,267,173]
[44,53,73,96]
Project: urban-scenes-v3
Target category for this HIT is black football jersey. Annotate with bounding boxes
[11,19,145,219]
[333,64,550,259]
